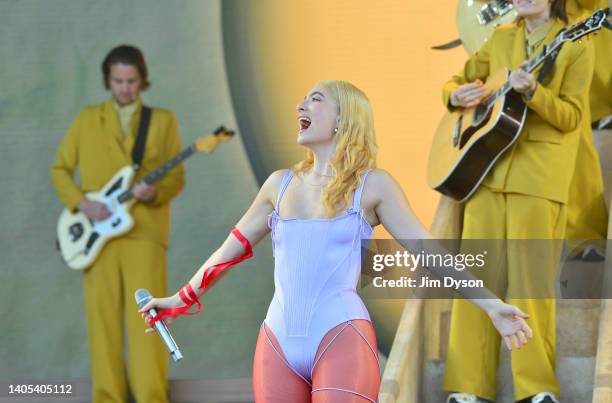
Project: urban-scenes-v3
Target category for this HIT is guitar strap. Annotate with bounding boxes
[132,105,152,170]
[536,29,564,83]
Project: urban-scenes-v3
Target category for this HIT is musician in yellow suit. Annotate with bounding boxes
[50,45,184,403]
[564,0,610,253]
[441,1,594,402]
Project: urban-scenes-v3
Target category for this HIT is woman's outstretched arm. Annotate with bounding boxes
[139,170,287,328]
[366,169,532,350]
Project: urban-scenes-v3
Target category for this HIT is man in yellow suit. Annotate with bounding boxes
[50,45,184,403]
[441,1,594,402]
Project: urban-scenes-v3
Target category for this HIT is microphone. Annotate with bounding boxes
[134,288,183,362]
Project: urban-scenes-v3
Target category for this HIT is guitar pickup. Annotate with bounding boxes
[69,222,84,242]
[85,232,100,254]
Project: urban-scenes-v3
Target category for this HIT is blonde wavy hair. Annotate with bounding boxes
[293,80,378,217]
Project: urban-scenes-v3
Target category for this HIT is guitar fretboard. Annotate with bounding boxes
[483,35,563,109]
[481,8,608,110]
[118,144,196,203]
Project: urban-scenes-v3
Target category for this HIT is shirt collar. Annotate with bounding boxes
[112,98,141,115]
[525,19,555,56]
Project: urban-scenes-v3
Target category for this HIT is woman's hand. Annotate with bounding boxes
[138,294,183,334]
[450,80,486,108]
[509,62,536,96]
[486,300,533,350]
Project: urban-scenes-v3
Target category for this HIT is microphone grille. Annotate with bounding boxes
[134,288,152,308]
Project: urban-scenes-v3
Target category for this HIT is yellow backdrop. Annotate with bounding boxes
[224,0,469,229]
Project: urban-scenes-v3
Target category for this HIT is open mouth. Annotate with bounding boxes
[299,116,311,132]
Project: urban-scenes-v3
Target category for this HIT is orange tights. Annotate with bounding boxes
[253,320,380,403]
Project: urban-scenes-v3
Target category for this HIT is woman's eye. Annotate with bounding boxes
[312,97,321,102]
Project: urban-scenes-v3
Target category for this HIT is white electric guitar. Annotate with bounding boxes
[57,126,234,270]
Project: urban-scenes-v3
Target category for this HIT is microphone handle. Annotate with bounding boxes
[149,307,183,362]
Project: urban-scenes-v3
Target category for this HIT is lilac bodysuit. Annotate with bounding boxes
[264,169,376,384]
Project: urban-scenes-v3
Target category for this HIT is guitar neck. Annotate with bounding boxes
[486,36,564,107]
[143,145,197,184]
[487,7,611,106]
[523,35,564,74]
[118,144,196,203]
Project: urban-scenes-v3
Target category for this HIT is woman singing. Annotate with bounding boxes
[140,80,532,403]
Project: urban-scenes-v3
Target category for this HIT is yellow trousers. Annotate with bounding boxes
[565,126,608,253]
[443,186,566,401]
[83,238,169,403]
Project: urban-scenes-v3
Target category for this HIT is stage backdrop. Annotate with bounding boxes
[0,0,274,381]
[222,0,470,352]
[0,0,468,385]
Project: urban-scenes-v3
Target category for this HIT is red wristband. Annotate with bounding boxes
[199,227,253,290]
[148,227,253,326]
[148,283,201,326]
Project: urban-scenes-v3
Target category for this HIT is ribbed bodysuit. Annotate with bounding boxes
[264,169,375,383]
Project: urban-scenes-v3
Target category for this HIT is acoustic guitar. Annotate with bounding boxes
[427,8,610,202]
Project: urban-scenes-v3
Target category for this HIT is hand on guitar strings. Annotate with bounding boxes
[133,181,157,203]
[509,62,536,97]
[449,79,486,108]
[77,199,112,221]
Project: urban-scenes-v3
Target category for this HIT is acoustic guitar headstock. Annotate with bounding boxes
[562,8,610,42]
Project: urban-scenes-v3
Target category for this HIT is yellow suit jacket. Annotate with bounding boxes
[443,19,595,204]
[50,99,185,247]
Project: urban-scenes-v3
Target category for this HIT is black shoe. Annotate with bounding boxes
[447,393,492,403]
[517,392,559,403]
[581,245,605,262]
